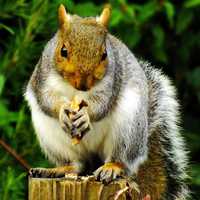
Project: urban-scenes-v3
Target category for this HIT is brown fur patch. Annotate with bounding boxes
[136,131,167,199]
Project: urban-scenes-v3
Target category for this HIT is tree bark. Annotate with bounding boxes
[28,174,140,200]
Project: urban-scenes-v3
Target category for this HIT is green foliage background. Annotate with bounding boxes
[0,0,200,199]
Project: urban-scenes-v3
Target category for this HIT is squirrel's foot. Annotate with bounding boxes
[29,165,78,178]
[94,162,125,184]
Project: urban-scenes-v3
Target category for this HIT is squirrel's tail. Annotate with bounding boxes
[139,61,190,200]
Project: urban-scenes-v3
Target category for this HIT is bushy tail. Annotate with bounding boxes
[140,61,190,200]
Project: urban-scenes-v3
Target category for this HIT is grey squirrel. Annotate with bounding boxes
[25,4,189,199]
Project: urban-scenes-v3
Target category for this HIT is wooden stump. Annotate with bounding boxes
[29,174,140,200]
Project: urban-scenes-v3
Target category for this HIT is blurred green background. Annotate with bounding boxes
[0,0,200,199]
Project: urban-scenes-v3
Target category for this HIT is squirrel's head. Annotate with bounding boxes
[54,4,111,91]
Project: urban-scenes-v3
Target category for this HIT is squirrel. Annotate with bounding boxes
[25,4,189,200]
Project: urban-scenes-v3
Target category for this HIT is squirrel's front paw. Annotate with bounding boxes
[59,103,73,134]
[70,107,91,137]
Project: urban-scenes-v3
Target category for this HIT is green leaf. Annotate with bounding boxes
[1,168,26,200]
[176,10,193,34]
[0,23,15,34]
[122,27,141,48]
[190,164,200,185]
[117,0,126,3]
[64,0,74,11]
[130,29,141,47]
[152,25,167,63]
[73,2,99,17]
[186,67,200,88]
[127,5,135,18]
[164,1,175,27]
[185,131,200,152]
[0,102,19,125]
[110,8,123,27]
[0,74,5,95]
[152,25,165,48]
[184,0,200,8]
[137,2,158,24]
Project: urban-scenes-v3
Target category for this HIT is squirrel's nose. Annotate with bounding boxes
[75,75,88,91]
[73,72,94,91]
[78,85,88,91]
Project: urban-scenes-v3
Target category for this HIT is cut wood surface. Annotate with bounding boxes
[29,174,140,200]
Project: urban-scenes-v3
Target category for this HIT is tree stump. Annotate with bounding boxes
[28,174,140,200]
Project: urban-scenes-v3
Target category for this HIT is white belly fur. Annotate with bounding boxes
[25,86,113,166]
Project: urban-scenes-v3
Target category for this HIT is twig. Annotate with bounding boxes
[114,186,129,200]
[0,138,31,171]
[97,184,104,200]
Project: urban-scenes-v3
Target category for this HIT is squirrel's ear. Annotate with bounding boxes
[58,4,70,28]
[98,5,111,27]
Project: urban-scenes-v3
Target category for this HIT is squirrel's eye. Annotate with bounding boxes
[61,45,68,58]
[101,51,107,61]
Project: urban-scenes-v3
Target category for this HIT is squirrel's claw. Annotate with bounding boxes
[94,162,125,184]
[71,107,90,137]
[59,103,74,134]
